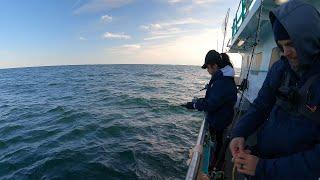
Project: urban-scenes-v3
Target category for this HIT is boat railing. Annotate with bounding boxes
[185,117,207,180]
[232,0,256,39]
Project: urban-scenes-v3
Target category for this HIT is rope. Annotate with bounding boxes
[232,164,237,180]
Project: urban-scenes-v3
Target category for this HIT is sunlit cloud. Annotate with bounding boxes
[144,35,175,41]
[140,18,211,41]
[193,0,220,4]
[177,0,223,13]
[143,28,194,41]
[74,0,134,14]
[122,44,141,49]
[106,44,142,56]
[168,0,184,4]
[79,37,87,40]
[101,14,112,23]
[166,0,221,5]
[179,5,193,13]
[103,28,243,67]
[152,28,180,35]
[140,18,206,31]
[103,32,131,39]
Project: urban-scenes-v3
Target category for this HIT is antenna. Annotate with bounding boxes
[216,31,219,50]
[221,8,230,53]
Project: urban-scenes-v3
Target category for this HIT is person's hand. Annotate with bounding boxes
[229,137,245,158]
[184,102,195,109]
[195,98,204,103]
[234,151,259,176]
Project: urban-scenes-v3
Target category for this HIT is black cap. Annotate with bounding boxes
[201,50,221,69]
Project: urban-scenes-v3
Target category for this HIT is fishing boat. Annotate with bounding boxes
[185,0,320,179]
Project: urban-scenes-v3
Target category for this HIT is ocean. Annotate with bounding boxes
[0,64,239,180]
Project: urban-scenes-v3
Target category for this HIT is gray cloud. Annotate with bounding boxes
[74,0,134,14]
[103,32,131,40]
[101,14,113,23]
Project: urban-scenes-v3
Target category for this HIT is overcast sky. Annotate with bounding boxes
[0,0,242,69]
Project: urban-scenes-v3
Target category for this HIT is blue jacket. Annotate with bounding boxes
[232,1,320,179]
[232,58,320,180]
[195,66,237,131]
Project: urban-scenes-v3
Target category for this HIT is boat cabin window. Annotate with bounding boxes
[240,55,250,79]
[246,55,250,69]
[269,47,281,69]
[251,52,263,75]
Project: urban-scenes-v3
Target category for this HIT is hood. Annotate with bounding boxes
[220,65,235,77]
[269,0,320,66]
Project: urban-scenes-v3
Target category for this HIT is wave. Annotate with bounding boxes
[116,95,171,107]
[0,64,205,179]
[47,106,65,113]
[134,72,165,78]
[0,124,24,136]
[47,82,65,86]
[55,111,92,124]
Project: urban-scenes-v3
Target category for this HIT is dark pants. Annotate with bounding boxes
[208,126,225,172]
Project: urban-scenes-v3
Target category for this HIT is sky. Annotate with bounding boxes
[0,0,242,69]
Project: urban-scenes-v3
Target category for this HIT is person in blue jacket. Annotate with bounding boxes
[183,50,237,172]
[230,1,320,179]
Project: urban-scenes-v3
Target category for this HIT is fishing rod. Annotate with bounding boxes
[179,84,208,108]
[117,104,176,110]
[199,84,209,92]
[117,85,209,110]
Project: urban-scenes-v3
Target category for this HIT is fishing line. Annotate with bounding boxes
[116,104,178,110]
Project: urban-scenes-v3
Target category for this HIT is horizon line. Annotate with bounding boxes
[0,63,207,70]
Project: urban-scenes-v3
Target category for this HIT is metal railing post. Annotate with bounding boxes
[185,118,207,180]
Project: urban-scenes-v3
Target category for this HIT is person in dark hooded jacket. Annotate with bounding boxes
[183,50,237,172]
[230,0,320,179]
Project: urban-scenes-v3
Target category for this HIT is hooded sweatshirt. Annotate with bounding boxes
[195,65,237,131]
[232,0,320,179]
[220,65,235,77]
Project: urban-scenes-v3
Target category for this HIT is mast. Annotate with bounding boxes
[221,8,230,53]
